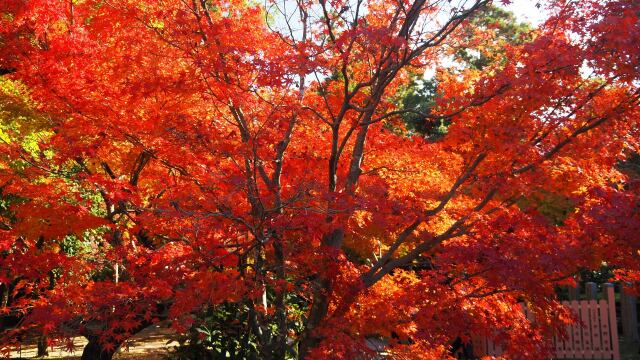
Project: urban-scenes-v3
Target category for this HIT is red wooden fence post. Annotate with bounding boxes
[604,283,620,360]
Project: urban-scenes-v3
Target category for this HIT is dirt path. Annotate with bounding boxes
[9,325,178,359]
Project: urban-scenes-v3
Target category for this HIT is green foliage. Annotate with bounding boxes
[397,7,531,139]
[0,78,53,172]
[398,76,443,138]
[0,77,104,258]
[518,190,575,225]
[454,5,532,70]
[167,289,308,359]
[166,303,260,360]
[580,264,615,285]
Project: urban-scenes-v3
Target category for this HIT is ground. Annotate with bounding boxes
[8,325,178,359]
[7,327,639,359]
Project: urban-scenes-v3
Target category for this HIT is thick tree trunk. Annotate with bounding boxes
[0,283,8,307]
[272,238,287,360]
[298,228,344,358]
[81,336,117,360]
[36,336,48,357]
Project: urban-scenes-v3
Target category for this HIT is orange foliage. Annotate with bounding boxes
[0,0,638,358]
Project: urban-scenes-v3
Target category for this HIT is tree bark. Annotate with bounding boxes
[298,228,344,358]
[0,283,8,307]
[36,336,48,357]
[81,336,118,360]
[272,238,287,359]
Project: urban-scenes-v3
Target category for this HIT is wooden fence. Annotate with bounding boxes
[620,283,639,345]
[474,283,620,360]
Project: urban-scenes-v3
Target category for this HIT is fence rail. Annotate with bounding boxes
[475,283,620,360]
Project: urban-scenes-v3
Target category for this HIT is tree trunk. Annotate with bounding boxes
[298,228,344,358]
[81,336,117,360]
[272,238,287,359]
[0,283,8,308]
[36,336,48,357]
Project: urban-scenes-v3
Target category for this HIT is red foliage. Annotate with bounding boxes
[0,0,638,358]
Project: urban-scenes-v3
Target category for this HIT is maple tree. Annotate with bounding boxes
[0,0,639,359]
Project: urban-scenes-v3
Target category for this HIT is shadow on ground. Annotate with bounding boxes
[9,325,177,359]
